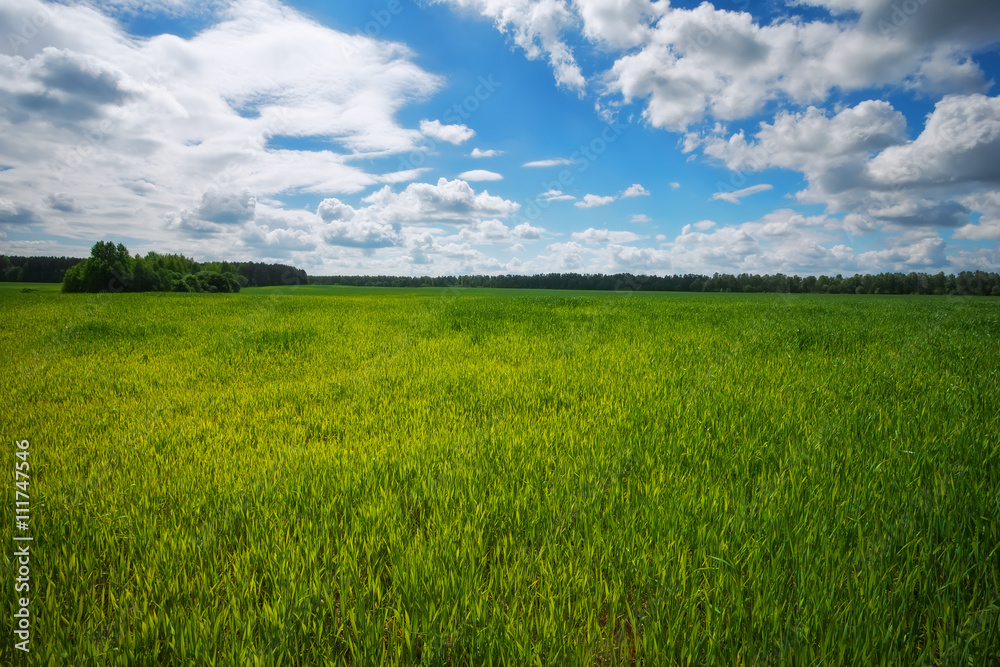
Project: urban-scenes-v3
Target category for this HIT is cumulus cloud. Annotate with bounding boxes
[3,47,135,123]
[0,198,40,225]
[621,183,649,198]
[362,177,519,223]
[574,193,615,208]
[953,220,1000,241]
[420,119,475,144]
[458,218,514,244]
[571,227,641,244]
[701,101,908,175]
[519,238,670,274]
[44,193,80,212]
[629,213,651,223]
[868,199,971,229]
[952,191,1000,240]
[469,147,503,158]
[698,96,1000,231]
[458,169,503,181]
[573,0,667,49]
[712,183,773,204]
[668,210,858,275]
[513,222,544,239]
[456,218,546,244]
[436,0,999,130]
[314,178,521,251]
[857,234,948,271]
[324,218,403,248]
[537,189,575,202]
[865,94,1000,187]
[196,189,256,224]
[316,197,356,222]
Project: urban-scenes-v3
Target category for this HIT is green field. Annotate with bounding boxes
[2,284,998,665]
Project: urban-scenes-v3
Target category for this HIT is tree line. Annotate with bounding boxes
[0,255,82,283]
[7,245,998,295]
[312,271,1000,296]
[49,242,308,293]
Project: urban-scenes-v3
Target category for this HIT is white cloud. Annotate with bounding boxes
[323,219,403,249]
[702,101,908,175]
[857,234,948,271]
[316,177,520,250]
[607,243,671,270]
[615,3,996,129]
[427,0,585,90]
[437,0,997,130]
[621,183,649,198]
[470,147,503,158]
[953,220,1000,241]
[458,169,503,181]
[572,227,641,244]
[523,158,573,168]
[513,222,544,239]
[669,210,859,275]
[316,197,355,222]
[712,183,773,204]
[865,94,1000,188]
[458,218,515,244]
[196,188,257,223]
[574,193,615,208]
[518,238,671,274]
[699,96,1000,230]
[452,218,545,244]
[537,189,575,202]
[0,0,444,253]
[359,177,519,224]
[953,191,1000,240]
[629,213,651,223]
[0,198,40,225]
[669,182,681,190]
[573,0,667,49]
[44,193,80,213]
[420,119,475,144]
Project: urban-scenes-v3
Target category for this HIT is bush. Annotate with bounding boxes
[174,274,201,293]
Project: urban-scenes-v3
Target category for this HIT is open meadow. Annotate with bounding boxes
[2,283,998,665]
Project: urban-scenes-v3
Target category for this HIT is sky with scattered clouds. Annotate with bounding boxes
[1,0,999,276]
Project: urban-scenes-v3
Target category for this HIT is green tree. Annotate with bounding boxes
[130,256,163,292]
[75,241,135,292]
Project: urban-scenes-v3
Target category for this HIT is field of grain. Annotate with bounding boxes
[2,283,998,665]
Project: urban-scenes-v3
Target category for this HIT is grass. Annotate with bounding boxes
[2,284,998,665]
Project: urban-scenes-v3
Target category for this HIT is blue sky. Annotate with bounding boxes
[1,0,999,276]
